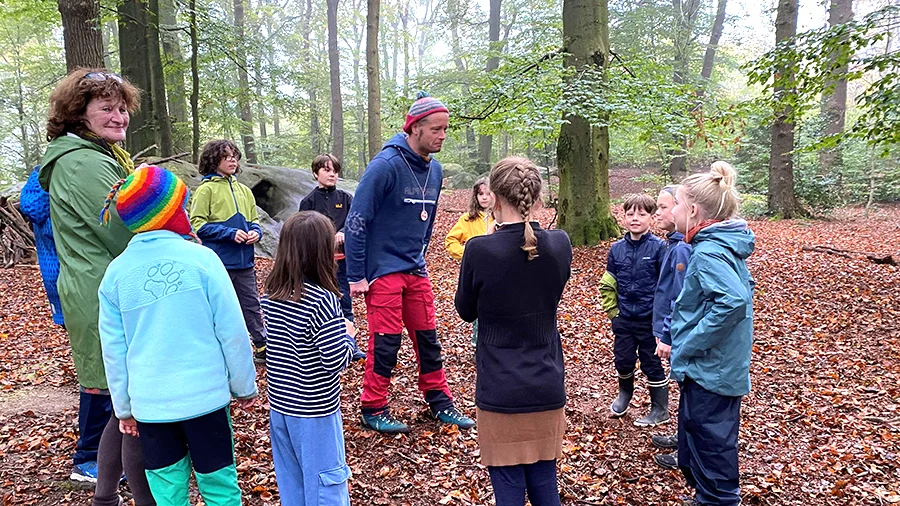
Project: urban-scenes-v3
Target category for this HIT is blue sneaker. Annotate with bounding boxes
[431,406,475,430]
[70,461,99,484]
[360,411,409,434]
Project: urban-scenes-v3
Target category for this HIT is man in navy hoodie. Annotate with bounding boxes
[345,92,475,434]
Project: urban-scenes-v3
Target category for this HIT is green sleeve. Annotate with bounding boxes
[62,152,133,256]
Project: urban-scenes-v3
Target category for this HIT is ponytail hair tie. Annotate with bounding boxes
[99,178,127,225]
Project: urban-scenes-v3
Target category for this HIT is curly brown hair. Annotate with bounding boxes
[198,140,242,176]
[46,68,141,141]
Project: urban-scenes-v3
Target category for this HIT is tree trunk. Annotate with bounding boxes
[558,0,619,245]
[477,0,503,171]
[190,0,200,163]
[118,0,155,154]
[58,0,105,72]
[233,0,257,163]
[159,0,191,154]
[352,20,367,175]
[700,0,727,82]
[327,0,344,163]
[447,0,477,162]
[401,4,410,96]
[768,0,801,218]
[147,0,174,157]
[818,0,853,176]
[666,0,702,180]
[301,0,320,152]
[366,0,383,164]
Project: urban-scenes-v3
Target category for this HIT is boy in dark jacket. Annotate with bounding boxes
[649,186,693,467]
[604,194,667,426]
[299,153,365,360]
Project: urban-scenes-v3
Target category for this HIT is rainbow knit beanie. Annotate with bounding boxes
[402,91,449,134]
[99,165,192,235]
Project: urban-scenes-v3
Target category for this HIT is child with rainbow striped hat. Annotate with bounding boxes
[98,165,258,506]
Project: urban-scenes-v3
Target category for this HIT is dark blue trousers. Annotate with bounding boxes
[336,259,353,322]
[611,316,665,382]
[487,459,561,506]
[677,377,742,505]
[73,391,112,465]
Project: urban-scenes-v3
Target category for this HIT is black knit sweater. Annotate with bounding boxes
[454,222,572,414]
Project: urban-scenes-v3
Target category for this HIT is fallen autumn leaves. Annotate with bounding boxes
[1,191,898,505]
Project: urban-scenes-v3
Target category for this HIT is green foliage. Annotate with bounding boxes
[745,5,900,153]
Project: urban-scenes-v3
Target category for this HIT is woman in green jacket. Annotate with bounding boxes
[39,69,155,506]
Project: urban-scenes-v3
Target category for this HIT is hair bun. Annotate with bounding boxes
[710,161,736,191]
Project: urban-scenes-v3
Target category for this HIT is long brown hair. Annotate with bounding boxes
[265,212,340,302]
[465,177,489,221]
[489,157,542,261]
[46,68,141,140]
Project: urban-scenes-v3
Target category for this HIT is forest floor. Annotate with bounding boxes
[1,172,899,505]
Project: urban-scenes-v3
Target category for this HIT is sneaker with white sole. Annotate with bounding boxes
[70,461,99,484]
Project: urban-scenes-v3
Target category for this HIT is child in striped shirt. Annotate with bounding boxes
[262,211,354,506]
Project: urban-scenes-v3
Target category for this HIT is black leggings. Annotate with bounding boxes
[487,459,561,506]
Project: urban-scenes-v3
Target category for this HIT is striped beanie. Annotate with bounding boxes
[402,91,449,134]
[99,165,192,235]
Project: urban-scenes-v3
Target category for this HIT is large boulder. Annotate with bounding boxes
[148,158,356,258]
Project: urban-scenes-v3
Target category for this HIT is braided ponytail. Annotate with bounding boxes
[489,157,543,261]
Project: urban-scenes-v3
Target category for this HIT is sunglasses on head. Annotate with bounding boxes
[83,72,123,83]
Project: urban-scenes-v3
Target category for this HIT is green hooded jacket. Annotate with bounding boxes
[39,134,134,389]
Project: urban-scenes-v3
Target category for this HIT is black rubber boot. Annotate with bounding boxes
[635,385,670,427]
[610,374,634,417]
[651,434,678,449]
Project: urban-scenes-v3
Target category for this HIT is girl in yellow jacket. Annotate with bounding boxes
[446,177,493,350]
[445,177,494,261]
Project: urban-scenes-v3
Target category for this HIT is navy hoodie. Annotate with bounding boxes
[652,231,692,345]
[344,133,441,283]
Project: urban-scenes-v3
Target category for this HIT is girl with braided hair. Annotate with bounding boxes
[455,157,572,505]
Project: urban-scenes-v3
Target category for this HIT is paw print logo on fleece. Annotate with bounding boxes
[143,262,184,299]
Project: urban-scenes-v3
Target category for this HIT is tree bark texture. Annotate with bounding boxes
[58,0,105,72]
[367,0,383,164]
[190,0,200,162]
[159,0,191,154]
[666,0,702,179]
[118,0,154,154]
[302,0,321,153]
[327,0,344,163]
[477,0,503,171]
[557,0,619,245]
[234,0,257,163]
[147,0,174,157]
[819,0,853,175]
[700,0,727,82]
[768,0,801,217]
[447,0,478,161]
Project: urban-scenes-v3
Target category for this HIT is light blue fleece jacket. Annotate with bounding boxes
[98,230,258,423]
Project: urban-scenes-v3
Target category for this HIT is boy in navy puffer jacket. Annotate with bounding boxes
[604,194,667,426]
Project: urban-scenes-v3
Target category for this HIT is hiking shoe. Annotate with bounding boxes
[254,345,266,364]
[70,461,99,484]
[361,412,409,434]
[681,499,700,506]
[651,434,678,449]
[431,406,475,430]
[655,452,678,470]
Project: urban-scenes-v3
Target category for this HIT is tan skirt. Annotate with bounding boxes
[476,407,566,467]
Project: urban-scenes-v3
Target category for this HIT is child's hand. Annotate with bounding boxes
[335,231,345,247]
[245,231,260,244]
[234,230,249,243]
[655,339,671,360]
[349,279,369,297]
[345,319,357,339]
[119,417,139,437]
[234,396,257,410]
